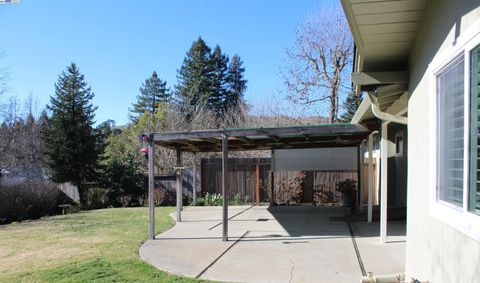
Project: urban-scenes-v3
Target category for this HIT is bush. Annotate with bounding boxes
[204,192,223,206]
[86,187,108,209]
[137,187,177,207]
[232,193,241,205]
[336,179,357,195]
[65,203,81,214]
[0,181,72,224]
[276,172,306,205]
[196,197,206,206]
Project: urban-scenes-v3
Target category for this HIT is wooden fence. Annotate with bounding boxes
[201,158,358,205]
[361,160,378,205]
[154,157,375,206]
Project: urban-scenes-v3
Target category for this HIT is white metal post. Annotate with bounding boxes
[176,149,182,222]
[359,142,365,211]
[368,133,374,223]
[376,150,381,205]
[380,122,388,243]
[148,139,155,239]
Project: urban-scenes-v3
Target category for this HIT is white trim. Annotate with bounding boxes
[429,23,480,242]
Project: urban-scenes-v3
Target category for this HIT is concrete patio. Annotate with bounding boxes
[140,205,406,283]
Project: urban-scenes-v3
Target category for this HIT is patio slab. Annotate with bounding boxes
[139,205,405,283]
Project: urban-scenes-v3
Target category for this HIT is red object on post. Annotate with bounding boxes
[140,147,149,160]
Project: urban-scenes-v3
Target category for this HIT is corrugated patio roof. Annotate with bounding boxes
[151,123,370,152]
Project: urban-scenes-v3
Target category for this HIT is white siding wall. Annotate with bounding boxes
[407,0,480,281]
[272,148,358,171]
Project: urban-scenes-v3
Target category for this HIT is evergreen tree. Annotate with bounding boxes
[43,63,100,205]
[130,71,170,122]
[226,54,247,110]
[176,37,213,119]
[176,37,248,120]
[339,91,363,122]
[209,45,229,116]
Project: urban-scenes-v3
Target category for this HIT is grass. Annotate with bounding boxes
[0,207,207,282]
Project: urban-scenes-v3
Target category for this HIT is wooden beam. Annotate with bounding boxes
[235,136,253,144]
[301,133,311,142]
[222,134,229,241]
[148,140,155,240]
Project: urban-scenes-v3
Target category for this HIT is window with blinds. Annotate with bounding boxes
[470,46,480,214]
[437,56,465,207]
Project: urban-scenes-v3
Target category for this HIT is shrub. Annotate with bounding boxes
[65,203,81,214]
[0,181,72,224]
[336,179,357,195]
[196,197,206,206]
[137,187,176,207]
[204,192,223,206]
[244,195,251,204]
[276,172,306,205]
[86,187,108,209]
[232,193,241,205]
[313,184,339,204]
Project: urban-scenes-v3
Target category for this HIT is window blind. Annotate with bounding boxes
[437,56,465,207]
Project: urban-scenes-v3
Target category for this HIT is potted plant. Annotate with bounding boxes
[336,179,357,208]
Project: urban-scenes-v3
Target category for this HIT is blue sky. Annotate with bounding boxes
[0,0,328,125]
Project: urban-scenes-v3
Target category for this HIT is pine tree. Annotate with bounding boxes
[226,54,247,110]
[176,37,213,119]
[339,91,363,123]
[130,71,170,122]
[43,63,100,205]
[209,45,229,116]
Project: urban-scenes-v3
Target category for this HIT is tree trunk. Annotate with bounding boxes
[78,184,89,208]
[329,90,336,124]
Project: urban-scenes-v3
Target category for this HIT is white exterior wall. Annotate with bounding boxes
[406,0,480,281]
[272,148,358,171]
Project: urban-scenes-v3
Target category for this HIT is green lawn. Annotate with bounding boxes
[0,207,207,282]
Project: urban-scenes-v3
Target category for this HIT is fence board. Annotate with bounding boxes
[201,158,358,204]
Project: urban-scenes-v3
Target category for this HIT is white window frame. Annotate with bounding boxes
[429,21,480,241]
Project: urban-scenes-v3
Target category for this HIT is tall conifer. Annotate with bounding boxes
[43,63,99,205]
[210,45,229,116]
[130,71,169,122]
[226,54,247,110]
[176,37,213,119]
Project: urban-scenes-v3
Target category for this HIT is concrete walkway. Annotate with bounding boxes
[140,205,405,283]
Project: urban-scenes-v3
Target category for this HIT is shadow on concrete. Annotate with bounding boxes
[266,205,352,237]
[267,205,406,238]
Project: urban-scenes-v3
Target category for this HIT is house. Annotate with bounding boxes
[341,0,480,281]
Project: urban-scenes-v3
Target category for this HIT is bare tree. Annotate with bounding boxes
[0,51,9,114]
[282,5,353,124]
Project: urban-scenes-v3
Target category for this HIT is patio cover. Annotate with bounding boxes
[151,123,370,152]
[146,123,371,241]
